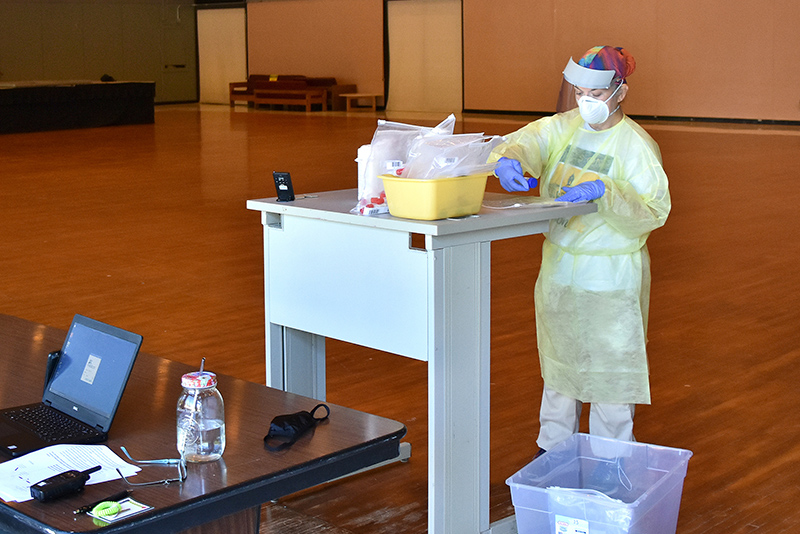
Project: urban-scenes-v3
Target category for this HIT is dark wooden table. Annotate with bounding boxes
[0,315,406,534]
[0,81,155,134]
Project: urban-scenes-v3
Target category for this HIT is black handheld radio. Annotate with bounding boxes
[30,465,102,502]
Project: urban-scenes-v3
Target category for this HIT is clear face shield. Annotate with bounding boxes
[562,58,622,124]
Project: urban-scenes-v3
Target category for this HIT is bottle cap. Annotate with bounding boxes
[181,371,217,389]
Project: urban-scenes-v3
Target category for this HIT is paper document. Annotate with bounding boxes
[0,444,140,502]
[482,196,566,209]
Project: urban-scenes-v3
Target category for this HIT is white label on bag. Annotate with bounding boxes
[385,160,404,170]
[360,204,389,216]
[555,515,589,534]
[434,156,458,167]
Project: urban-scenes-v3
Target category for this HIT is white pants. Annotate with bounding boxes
[537,384,635,450]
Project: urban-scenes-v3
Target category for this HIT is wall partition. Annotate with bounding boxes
[197,7,247,104]
[233,0,800,120]
[246,0,383,96]
[386,0,462,113]
[463,0,800,122]
[0,0,197,104]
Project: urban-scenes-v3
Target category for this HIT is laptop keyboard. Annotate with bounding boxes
[5,405,99,443]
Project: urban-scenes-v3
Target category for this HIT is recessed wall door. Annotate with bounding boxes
[197,7,247,104]
[386,0,462,113]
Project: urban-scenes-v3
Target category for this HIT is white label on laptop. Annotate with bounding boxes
[81,354,102,385]
[555,516,589,534]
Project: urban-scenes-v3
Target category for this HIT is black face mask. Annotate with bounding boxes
[264,403,330,451]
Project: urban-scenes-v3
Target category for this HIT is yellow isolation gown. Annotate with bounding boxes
[489,108,671,404]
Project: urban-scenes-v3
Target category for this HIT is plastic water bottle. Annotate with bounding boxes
[177,359,225,463]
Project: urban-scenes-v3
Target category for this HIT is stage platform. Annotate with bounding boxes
[0,80,155,134]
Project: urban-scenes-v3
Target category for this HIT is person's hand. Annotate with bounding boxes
[555,180,605,202]
[495,157,537,192]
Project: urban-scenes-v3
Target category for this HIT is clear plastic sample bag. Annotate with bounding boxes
[354,114,456,215]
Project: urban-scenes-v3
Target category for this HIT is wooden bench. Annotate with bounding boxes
[254,88,328,112]
[229,75,355,111]
[340,92,382,112]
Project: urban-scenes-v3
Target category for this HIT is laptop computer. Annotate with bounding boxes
[0,314,143,458]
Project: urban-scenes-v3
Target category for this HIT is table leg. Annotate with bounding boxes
[428,241,492,534]
[261,213,326,400]
[177,505,260,534]
[284,327,326,400]
[266,323,326,401]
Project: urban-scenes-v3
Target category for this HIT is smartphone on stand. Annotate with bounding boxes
[272,171,295,202]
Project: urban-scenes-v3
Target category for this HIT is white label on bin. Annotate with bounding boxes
[555,515,589,534]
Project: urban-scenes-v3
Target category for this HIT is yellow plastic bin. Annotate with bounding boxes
[380,173,488,220]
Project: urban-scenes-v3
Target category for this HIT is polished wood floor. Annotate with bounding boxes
[2,104,800,533]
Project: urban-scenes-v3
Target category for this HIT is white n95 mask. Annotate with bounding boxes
[577,82,622,124]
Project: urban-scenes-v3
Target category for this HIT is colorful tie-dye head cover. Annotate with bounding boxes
[578,46,636,83]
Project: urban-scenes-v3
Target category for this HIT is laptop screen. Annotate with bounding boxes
[48,319,141,421]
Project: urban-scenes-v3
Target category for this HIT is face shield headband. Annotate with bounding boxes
[562,58,616,89]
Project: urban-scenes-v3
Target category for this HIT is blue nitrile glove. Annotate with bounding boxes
[495,157,537,192]
[555,180,606,202]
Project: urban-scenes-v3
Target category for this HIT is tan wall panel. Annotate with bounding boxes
[550,1,659,117]
[773,0,800,119]
[464,0,800,121]
[198,8,247,104]
[464,0,661,114]
[386,0,462,113]
[463,0,558,112]
[247,0,383,94]
[654,0,774,119]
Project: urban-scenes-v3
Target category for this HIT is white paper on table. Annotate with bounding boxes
[482,196,566,209]
[0,444,140,502]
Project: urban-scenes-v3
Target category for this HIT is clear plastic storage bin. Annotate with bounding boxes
[506,434,692,534]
